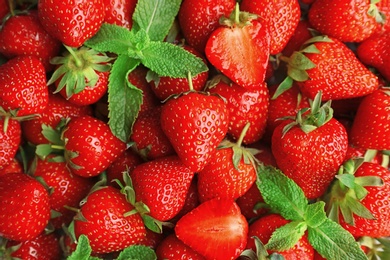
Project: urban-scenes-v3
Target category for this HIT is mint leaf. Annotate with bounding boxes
[141,41,208,78]
[308,219,367,260]
[67,235,101,260]
[108,55,142,142]
[132,0,182,42]
[266,221,307,252]
[116,245,157,260]
[304,202,328,228]
[256,165,308,221]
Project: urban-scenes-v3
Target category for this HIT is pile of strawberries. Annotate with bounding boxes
[0,0,390,259]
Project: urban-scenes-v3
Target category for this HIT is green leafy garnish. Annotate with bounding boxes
[67,235,101,260]
[116,245,157,260]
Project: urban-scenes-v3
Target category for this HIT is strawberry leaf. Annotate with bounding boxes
[108,55,142,142]
[67,235,101,260]
[132,0,182,42]
[266,220,307,251]
[116,245,157,260]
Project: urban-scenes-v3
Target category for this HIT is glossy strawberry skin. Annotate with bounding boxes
[0,158,23,176]
[0,0,9,21]
[0,118,21,169]
[63,115,126,177]
[156,234,206,260]
[38,0,105,47]
[272,118,349,199]
[0,172,51,241]
[74,186,146,254]
[103,0,137,29]
[160,92,229,172]
[0,55,48,116]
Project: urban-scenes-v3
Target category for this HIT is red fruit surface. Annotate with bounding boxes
[0,118,21,169]
[156,234,206,260]
[103,0,137,29]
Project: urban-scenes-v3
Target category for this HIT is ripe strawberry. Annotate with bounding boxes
[0,55,48,116]
[130,156,195,221]
[103,0,137,29]
[207,76,269,144]
[63,115,126,177]
[246,213,314,259]
[155,234,206,260]
[37,0,105,47]
[0,158,23,176]
[308,0,384,43]
[349,87,390,151]
[21,92,93,145]
[282,19,313,57]
[0,10,62,71]
[160,91,229,172]
[357,31,390,82]
[271,93,349,199]
[74,186,146,254]
[205,5,271,90]
[240,0,301,55]
[5,232,61,260]
[0,172,51,241]
[130,106,175,160]
[32,157,95,229]
[0,117,21,169]
[175,198,248,260]
[178,0,235,54]
[171,177,200,222]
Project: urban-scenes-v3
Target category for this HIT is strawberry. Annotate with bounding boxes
[356,31,390,82]
[246,213,314,259]
[0,117,21,169]
[155,234,206,260]
[5,232,61,260]
[37,0,105,47]
[32,157,95,229]
[178,0,235,54]
[175,198,248,260]
[0,55,48,116]
[282,19,313,57]
[130,106,175,160]
[130,155,195,222]
[74,186,146,254]
[240,0,301,55]
[207,76,269,145]
[0,172,51,241]
[205,4,271,90]
[171,177,200,223]
[308,0,384,43]
[0,158,23,176]
[21,92,92,145]
[103,0,137,29]
[0,10,62,71]
[63,115,127,177]
[349,87,390,151]
[271,93,349,199]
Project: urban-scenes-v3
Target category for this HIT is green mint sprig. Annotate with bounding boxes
[256,164,368,260]
[84,0,208,142]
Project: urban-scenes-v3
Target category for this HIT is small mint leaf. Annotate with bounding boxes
[141,41,208,78]
[132,0,182,42]
[116,245,157,260]
[108,55,142,142]
[67,235,99,260]
[307,219,368,260]
[266,221,307,252]
[304,201,328,228]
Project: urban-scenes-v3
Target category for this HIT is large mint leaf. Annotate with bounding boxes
[108,55,142,142]
[141,41,208,78]
[308,219,367,260]
[116,245,157,260]
[304,202,328,228]
[67,235,101,260]
[256,165,308,221]
[266,221,307,252]
[132,0,182,41]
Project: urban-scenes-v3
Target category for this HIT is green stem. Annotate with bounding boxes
[234,2,240,24]
[51,144,65,150]
[236,122,250,147]
[64,45,83,68]
[187,71,194,91]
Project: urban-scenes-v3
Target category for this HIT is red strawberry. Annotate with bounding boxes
[103,0,137,29]
[205,5,271,90]
[160,91,229,172]
[207,76,269,144]
[0,117,21,169]
[131,156,195,221]
[175,198,248,260]
[21,92,92,145]
[0,55,48,116]
[74,186,146,254]
[246,213,314,259]
[308,0,384,43]
[63,115,126,177]
[0,172,51,241]
[171,177,200,222]
[37,0,105,47]
[32,157,95,229]
[271,93,349,199]
[0,158,23,176]
[282,19,313,57]
[240,0,301,55]
[0,10,62,71]
[178,0,235,54]
[349,87,390,151]
[156,234,206,260]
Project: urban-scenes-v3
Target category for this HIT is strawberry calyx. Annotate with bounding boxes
[240,236,284,260]
[358,236,390,259]
[219,2,258,28]
[368,0,386,24]
[324,158,384,226]
[0,236,22,260]
[47,45,113,99]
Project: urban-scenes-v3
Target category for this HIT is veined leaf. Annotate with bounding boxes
[116,245,157,260]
